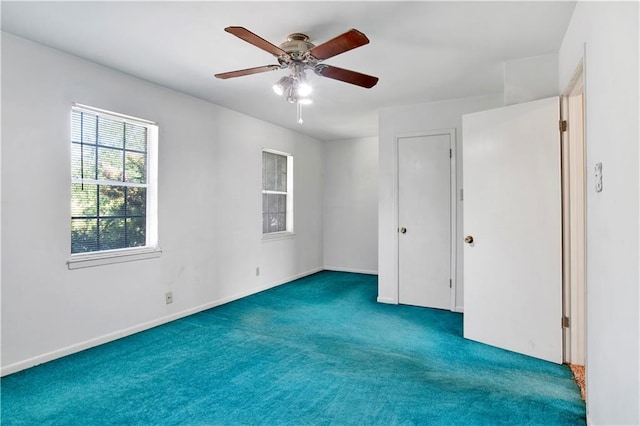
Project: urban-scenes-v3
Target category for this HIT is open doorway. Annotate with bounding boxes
[561,60,586,400]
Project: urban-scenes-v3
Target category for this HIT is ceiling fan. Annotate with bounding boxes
[215,27,379,123]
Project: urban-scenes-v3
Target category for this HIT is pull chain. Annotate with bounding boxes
[297,101,303,124]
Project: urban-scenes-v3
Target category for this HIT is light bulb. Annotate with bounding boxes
[298,97,312,105]
[272,76,290,96]
[272,83,284,96]
[297,82,312,97]
[285,85,296,103]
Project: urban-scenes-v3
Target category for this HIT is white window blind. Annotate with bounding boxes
[70,105,158,255]
[262,150,293,234]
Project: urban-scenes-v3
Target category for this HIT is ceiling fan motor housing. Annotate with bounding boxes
[279,33,315,60]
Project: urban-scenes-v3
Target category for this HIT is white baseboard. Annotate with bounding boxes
[323,266,378,275]
[1,267,323,377]
[273,267,324,286]
[376,298,463,311]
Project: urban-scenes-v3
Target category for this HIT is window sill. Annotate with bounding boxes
[262,232,295,242]
[67,246,163,270]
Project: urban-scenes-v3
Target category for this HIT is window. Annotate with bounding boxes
[262,150,293,235]
[70,104,158,264]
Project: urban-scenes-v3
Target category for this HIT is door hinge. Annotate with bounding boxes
[449,148,452,158]
[460,189,464,201]
[562,316,570,328]
[559,120,567,132]
[449,279,452,288]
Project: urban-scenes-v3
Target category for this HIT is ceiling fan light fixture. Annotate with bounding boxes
[272,76,291,96]
[296,81,312,97]
[286,86,297,104]
[272,84,284,96]
[293,70,312,97]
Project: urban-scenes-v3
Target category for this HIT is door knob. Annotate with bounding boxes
[400,227,407,234]
[465,235,474,244]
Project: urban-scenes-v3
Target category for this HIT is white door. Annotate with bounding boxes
[398,133,452,310]
[463,97,562,363]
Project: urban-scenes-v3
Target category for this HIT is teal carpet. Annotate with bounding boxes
[1,271,585,425]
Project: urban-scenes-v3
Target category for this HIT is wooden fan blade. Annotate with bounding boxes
[225,26,288,57]
[215,65,281,79]
[315,65,379,88]
[309,29,370,61]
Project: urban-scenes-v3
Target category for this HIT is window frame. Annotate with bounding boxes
[67,103,161,269]
[262,149,294,240]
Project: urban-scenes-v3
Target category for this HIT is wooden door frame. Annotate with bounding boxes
[561,59,587,366]
[393,128,457,311]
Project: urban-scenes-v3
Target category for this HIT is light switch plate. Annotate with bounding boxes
[595,162,603,193]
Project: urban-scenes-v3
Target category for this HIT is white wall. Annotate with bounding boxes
[1,33,324,374]
[504,53,559,105]
[559,2,639,424]
[378,94,503,310]
[323,137,378,274]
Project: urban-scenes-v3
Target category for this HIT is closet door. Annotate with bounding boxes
[398,132,452,310]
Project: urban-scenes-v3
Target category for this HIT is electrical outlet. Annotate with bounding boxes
[165,291,173,304]
[256,267,260,276]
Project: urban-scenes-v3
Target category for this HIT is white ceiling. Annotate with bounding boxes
[1,1,576,141]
